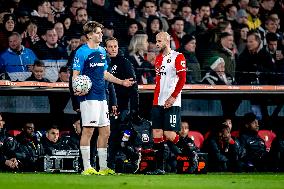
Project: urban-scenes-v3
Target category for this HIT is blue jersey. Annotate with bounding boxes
[73,44,108,101]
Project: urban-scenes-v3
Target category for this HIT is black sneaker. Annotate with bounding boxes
[146,169,165,175]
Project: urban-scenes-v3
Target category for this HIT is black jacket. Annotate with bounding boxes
[41,136,73,156]
[236,46,275,85]
[0,135,43,171]
[202,136,241,172]
[239,131,268,170]
[110,55,139,113]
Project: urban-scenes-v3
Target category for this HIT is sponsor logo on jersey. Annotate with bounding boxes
[158,65,166,76]
[100,54,106,60]
[90,62,105,67]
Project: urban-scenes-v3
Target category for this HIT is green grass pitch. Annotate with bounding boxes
[0,173,283,189]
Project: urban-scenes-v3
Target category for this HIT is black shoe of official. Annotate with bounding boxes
[146,169,166,175]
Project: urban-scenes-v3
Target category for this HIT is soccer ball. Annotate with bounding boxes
[72,75,92,94]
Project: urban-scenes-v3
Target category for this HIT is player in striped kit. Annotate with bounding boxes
[149,32,187,174]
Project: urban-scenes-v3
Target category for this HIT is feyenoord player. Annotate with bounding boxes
[149,32,186,175]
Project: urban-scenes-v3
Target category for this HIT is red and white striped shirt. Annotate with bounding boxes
[153,50,186,107]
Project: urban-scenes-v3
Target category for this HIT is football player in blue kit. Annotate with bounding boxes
[72,21,135,175]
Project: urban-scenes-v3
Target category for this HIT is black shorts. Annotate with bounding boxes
[151,105,181,132]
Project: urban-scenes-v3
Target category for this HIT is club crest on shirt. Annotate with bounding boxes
[181,61,186,67]
[100,54,106,60]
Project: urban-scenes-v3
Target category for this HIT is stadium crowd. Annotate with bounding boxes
[0,0,284,174]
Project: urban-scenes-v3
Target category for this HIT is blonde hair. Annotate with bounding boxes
[128,34,148,56]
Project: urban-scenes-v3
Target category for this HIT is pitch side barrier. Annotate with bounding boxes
[1,81,284,97]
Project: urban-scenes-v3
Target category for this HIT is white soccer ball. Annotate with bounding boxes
[73,75,92,94]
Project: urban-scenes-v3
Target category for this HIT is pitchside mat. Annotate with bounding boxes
[0,173,283,189]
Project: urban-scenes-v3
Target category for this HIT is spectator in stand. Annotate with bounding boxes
[68,7,88,36]
[196,21,232,73]
[54,21,68,48]
[30,0,55,32]
[128,31,155,84]
[178,34,201,84]
[233,9,248,30]
[50,0,67,22]
[235,24,249,54]
[22,21,40,49]
[259,0,276,24]
[211,32,236,77]
[48,66,70,127]
[264,16,283,45]
[246,0,262,31]
[14,8,31,34]
[138,0,168,31]
[66,0,83,21]
[87,0,108,24]
[0,32,37,77]
[146,15,163,44]
[25,60,50,82]
[194,3,214,33]
[178,3,196,35]
[265,33,284,84]
[237,0,249,10]
[107,0,135,51]
[158,0,174,21]
[126,19,143,46]
[169,16,186,50]
[63,16,72,31]
[202,122,242,172]
[66,32,81,55]
[239,112,269,171]
[224,4,238,24]
[102,21,115,45]
[33,26,68,60]
[236,31,275,85]
[0,14,17,52]
[79,0,88,10]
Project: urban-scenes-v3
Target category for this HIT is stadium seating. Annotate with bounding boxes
[231,130,240,138]
[188,131,204,148]
[258,130,277,150]
[7,129,21,136]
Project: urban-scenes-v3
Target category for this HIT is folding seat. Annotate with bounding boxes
[188,131,204,148]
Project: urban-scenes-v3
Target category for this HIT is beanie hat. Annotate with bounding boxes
[181,34,195,46]
[236,9,248,19]
[248,0,260,8]
[209,56,225,70]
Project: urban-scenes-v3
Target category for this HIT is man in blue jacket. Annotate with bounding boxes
[0,32,37,78]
